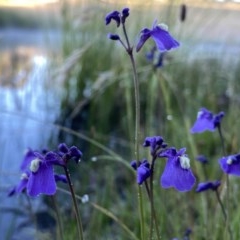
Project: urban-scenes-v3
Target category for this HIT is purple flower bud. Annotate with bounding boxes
[196,180,221,192]
[105,10,121,27]
[108,33,120,41]
[196,155,208,164]
[58,143,69,153]
[121,8,130,23]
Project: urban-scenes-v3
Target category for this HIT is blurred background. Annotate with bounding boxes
[0,0,240,239]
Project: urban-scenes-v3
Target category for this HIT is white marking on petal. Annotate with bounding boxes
[197,111,203,119]
[30,158,41,173]
[158,23,168,31]
[226,157,233,165]
[180,156,190,169]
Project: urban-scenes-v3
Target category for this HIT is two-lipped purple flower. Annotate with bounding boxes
[159,147,196,192]
[9,144,82,197]
[105,8,180,53]
[131,136,195,192]
[191,107,224,133]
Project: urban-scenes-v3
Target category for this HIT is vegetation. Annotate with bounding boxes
[3,1,240,239]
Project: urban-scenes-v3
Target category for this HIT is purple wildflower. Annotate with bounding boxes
[131,159,151,185]
[196,180,221,192]
[146,46,166,68]
[136,22,180,52]
[108,33,120,41]
[105,7,130,27]
[219,154,240,176]
[191,107,224,133]
[121,8,129,23]
[143,136,167,156]
[105,10,121,27]
[8,171,30,196]
[57,143,83,164]
[196,155,208,164]
[159,147,196,191]
[26,151,60,197]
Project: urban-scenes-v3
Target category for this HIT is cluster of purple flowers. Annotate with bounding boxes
[105,7,180,54]
[9,143,82,197]
[191,107,240,194]
[131,136,196,192]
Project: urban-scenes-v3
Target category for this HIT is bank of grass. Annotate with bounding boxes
[0,6,59,29]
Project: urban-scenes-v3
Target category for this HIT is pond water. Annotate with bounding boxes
[0,28,62,239]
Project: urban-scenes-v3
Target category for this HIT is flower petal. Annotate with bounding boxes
[136,28,152,52]
[161,157,195,191]
[27,164,56,197]
[151,26,180,52]
[20,149,37,171]
[219,156,240,176]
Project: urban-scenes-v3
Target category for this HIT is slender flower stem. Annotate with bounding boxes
[215,190,227,220]
[63,166,84,240]
[217,126,232,240]
[51,196,64,240]
[145,182,161,240]
[121,21,145,240]
[149,158,161,240]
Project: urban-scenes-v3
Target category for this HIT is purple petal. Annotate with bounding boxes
[45,151,62,165]
[219,155,240,176]
[161,158,195,192]
[105,10,121,26]
[136,28,152,52]
[137,165,151,185]
[54,174,67,183]
[196,180,221,192]
[151,26,180,52]
[191,108,215,133]
[20,149,37,171]
[27,164,56,197]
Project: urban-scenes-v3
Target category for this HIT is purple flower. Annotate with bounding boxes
[131,159,151,185]
[159,147,196,191]
[108,33,120,41]
[136,22,180,52]
[143,136,167,156]
[146,46,157,61]
[219,154,240,176]
[191,107,225,133]
[105,8,130,27]
[121,8,129,23]
[57,143,83,164]
[146,46,165,68]
[14,149,61,197]
[8,171,30,196]
[26,151,60,197]
[105,10,121,27]
[196,155,208,164]
[196,180,221,192]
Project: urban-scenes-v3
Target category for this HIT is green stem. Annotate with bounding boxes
[145,181,161,240]
[51,196,64,240]
[63,166,84,240]
[217,126,232,240]
[121,21,145,240]
[215,190,227,220]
